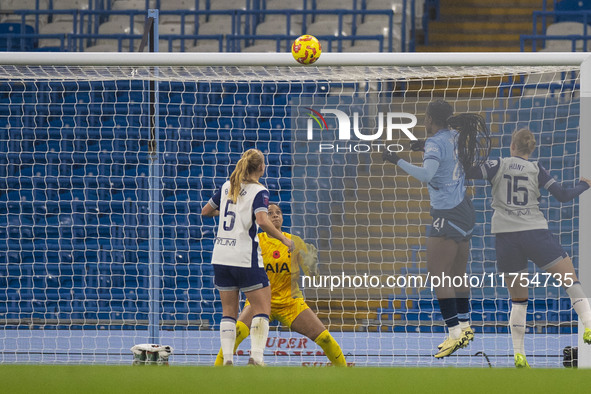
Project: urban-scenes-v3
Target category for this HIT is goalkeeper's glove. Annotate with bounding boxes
[382,149,401,165]
[410,140,425,152]
[302,242,319,277]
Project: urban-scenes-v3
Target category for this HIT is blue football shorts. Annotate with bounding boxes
[495,229,568,273]
[213,264,270,293]
[429,196,475,242]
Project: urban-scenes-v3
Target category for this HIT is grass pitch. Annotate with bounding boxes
[1,365,590,393]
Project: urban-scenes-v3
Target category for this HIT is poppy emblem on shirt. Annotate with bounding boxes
[273,250,281,259]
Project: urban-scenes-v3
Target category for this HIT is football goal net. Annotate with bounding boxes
[0,51,590,367]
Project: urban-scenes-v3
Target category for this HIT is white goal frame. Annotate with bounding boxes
[578,56,591,369]
[0,52,588,67]
[0,51,589,367]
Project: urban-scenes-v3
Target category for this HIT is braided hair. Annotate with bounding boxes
[447,113,492,172]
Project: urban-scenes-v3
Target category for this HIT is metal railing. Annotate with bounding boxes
[521,10,591,52]
[2,1,418,52]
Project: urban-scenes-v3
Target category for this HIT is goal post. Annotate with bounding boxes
[578,56,591,368]
[0,52,589,367]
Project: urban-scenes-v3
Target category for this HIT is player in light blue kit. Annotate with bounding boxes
[202,149,293,366]
[383,100,491,358]
[466,128,591,368]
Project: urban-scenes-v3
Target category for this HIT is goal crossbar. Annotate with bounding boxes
[0,52,589,67]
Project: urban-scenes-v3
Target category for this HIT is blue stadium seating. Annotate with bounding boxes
[0,0,413,53]
[555,0,591,22]
[0,17,583,334]
[0,23,35,51]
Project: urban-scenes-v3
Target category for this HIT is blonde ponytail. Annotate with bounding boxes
[229,149,264,202]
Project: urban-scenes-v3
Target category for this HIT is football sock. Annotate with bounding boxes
[448,323,462,340]
[314,330,346,366]
[220,316,237,365]
[250,314,270,364]
[439,298,459,332]
[214,348,224,366]
[235,320,251,349]
[510,301,528,356]
[456,297,470,326]
[566,281,591,328]
[214,320,250,366]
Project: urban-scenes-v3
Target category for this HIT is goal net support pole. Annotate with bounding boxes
[144,8,161,346]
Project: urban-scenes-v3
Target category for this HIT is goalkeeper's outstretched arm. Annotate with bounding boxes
[292,235,319,277]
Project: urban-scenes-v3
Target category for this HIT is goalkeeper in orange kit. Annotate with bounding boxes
[214,203,346,366]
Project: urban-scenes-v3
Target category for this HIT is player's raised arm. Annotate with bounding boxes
[383,147,440,183]
[291,235,319,277]
[545,173,591,203]
[465,159,500,181]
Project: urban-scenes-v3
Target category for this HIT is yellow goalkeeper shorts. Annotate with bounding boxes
[244,297,310,328]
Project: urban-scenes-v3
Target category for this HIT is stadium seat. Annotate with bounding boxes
[364,0,402,11]
[50,0,91,23]
[539,42,579,52]
[185,40,222,51]
[209,0,248,10]
[96,19,142,51]
[305,19,352,51]
[306,18,351,36]
[159,22,194,51]
[263,0,306,24]
[254,19,298,36]
[111,0,156,10]
[83,43,119,51]
[0,22,35,51]
[364,0,406,24]
[342,40,387,52]
[158,0,202,25]
[37,21,74,49]
[159,21,192,36]
[109,5,148,25]
[241,41,284,52]
[313,0,355,25]
[353,21,400,51]
[555,0,591,22]
[105,14,144,31]
[264,0,305,9]
[197,20,233,35]
[545,22,591,50]
[0,0,49,12]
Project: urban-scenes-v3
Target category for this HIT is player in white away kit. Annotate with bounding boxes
[202,149,293,366]
[466,128,591,368]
